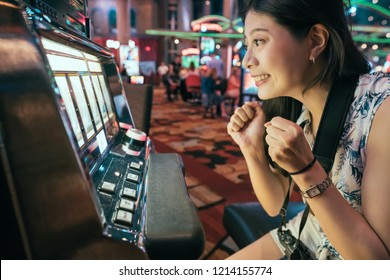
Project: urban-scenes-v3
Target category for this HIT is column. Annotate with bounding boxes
[204,0,211,15]
[223,0,237,78]
[116,0,131,45]
[167,0,179,62]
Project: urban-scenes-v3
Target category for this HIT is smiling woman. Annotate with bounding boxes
[227,0,390,260]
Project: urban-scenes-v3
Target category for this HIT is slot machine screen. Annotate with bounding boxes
[54,75,85,147]
[181,55,199,68]
[199,37,215,65]
[41,37,119,170]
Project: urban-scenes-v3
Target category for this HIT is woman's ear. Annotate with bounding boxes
[308,24,329,59]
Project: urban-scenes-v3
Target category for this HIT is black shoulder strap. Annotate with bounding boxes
[313,76,359,173]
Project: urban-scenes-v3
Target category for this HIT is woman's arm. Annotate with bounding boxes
[292,97,390,259]
[241,145,291,216]
[360,96,390,257]
[228,102,290,216]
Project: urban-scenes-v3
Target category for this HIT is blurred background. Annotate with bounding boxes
[87,0,390,83]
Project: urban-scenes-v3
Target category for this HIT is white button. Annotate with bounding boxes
[119,199,135,212]
[126,173,139,183]
[129,162,141,170]
[100,181,116,193]
[115,210,132,225]
[122,188,137,199]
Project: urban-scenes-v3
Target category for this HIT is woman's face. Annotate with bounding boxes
[243,11,312,100]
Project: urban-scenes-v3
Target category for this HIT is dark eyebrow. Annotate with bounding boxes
[244,27,270,39]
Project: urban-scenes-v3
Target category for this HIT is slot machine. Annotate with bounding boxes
[0,0,205,260]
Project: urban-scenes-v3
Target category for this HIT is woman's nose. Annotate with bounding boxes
[242,51,257,70]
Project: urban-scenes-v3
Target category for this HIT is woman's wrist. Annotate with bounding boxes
[287,157,317,175]
[290,161,328,192]
[241,143,267,162]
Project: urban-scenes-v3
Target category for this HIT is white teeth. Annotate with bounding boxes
[254,74,270,82]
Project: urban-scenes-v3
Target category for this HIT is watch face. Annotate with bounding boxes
[305,177,332,198]
[308,187,321,198]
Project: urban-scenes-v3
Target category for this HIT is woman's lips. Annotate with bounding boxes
[253,74,270,86]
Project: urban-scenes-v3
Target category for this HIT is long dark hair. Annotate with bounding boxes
[242,0,370,83]
[241,0,371,175]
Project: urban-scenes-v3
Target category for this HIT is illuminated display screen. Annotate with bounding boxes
[41,37,119,170]
[182,55,199,68]
[69,75,95,140]
[54,75,85,147]
[67,0,85,14]
[91,75,109,124]
[82,75,103,131]
[98,75,114,118]
[120,45,140,76]
[200,37,215,56]
[66,14,85,33]
[200,37,215,65]
[130,76,144,84]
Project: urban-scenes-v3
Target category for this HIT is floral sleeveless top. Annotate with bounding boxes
[296,72,390,259]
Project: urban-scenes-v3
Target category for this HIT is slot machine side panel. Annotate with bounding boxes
[1,1,205,260]
[0,2,145,259]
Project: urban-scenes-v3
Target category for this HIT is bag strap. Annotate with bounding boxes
[279,75,359,235]
[279,177,292,228]
[312,76,359,173]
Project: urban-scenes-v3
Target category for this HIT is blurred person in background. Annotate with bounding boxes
[157,61,169,86]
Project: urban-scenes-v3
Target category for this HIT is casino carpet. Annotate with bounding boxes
[148,87,258,259]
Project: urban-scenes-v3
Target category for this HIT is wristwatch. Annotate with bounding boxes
[301,176,332,198]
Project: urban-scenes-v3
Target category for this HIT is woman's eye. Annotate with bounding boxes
[254,39,264,46]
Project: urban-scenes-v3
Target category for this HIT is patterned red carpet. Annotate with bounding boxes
[149,87,258,259]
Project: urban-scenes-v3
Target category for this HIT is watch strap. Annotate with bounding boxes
[301,176,332,198]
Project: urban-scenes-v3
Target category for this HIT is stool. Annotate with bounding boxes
[223,201,305,249]
[185,75,201,104]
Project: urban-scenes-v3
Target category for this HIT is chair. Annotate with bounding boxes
[223,201,305,249]
[202,200,305,259]
[185,74,201,104]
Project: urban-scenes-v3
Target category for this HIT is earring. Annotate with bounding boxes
[310,57,316,66]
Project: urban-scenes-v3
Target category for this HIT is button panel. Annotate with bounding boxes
[94,155,145,233]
